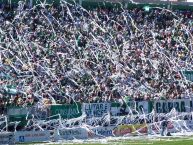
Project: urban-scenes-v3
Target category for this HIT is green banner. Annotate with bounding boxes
[50,103,82,119]
[7,107,31,127]
[182,71,193,82]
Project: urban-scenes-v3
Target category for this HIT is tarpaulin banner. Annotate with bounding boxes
[83,103,111,118]
[154,99,191,113]
[50,103,82,119]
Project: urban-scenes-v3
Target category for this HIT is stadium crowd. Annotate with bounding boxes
[0,2,193,110]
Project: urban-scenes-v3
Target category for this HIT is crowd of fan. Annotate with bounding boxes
[0,2,193,109]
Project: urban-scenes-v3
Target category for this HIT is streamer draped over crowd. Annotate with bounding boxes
[0,2,193,110]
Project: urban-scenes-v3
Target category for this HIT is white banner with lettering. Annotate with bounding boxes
[14,131,50,143]
[83,103,111,117]
[91,126,116,137]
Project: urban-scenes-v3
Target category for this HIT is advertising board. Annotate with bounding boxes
[14,131,50,143]
[0,132,14,144]
[56,127,92,140]
[91,126,116,137]
[113,124,148,136]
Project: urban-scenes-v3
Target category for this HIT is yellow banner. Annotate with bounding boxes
[113,124,148,136]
